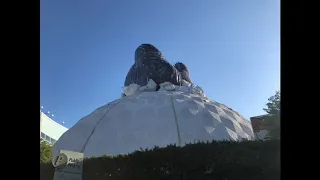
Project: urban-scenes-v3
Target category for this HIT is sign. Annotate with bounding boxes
[53,150,84,180]
[52,153,68,168]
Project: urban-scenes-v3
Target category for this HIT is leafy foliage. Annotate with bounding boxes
[40,140,280,180]
[263,90,280,114]
[261,91,280,139]
[40,138,53,164]
[260,114,280,139]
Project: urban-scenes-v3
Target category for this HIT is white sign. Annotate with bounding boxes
[254,130,270,140]
[52,153,68,168]
[53,150,84,180]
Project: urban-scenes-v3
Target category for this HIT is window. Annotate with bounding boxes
[45,134,51,142]
[41,132,46,139]
[41,132,57,144]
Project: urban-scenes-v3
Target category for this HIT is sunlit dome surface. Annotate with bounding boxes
[53,44,254,158]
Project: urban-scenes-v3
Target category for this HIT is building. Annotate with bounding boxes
[250,114,272,140]
[40,111,68,144]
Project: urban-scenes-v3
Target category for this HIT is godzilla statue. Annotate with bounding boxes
[124,44,193,89]
[52,43,255,158]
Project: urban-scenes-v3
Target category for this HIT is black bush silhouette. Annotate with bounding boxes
[40,139,280,180]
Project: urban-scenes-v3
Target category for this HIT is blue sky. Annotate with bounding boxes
[40,0,280,128]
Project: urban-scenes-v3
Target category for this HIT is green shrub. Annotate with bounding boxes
[40,139,280,180]
[262,90,281,139]
[40,138,53,164]
[260,113,280,139]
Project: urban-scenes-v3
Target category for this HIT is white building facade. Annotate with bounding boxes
[40,111,68,144]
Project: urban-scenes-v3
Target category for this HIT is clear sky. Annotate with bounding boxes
[40,0,280,128]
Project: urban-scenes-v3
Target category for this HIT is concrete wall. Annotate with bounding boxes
[40,111,68,144]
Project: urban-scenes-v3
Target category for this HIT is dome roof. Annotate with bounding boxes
[53,81,254,158]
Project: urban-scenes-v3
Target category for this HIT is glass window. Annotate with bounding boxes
[51,139,56,144]
[41,132,46,139]
[45,134,51,142]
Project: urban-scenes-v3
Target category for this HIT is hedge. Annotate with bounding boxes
[40,139,280,180]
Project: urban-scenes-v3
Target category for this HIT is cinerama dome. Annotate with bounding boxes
[53,44,254,158]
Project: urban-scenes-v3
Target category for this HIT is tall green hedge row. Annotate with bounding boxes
[40,139,280,180]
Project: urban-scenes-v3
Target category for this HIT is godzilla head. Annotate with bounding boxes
[134,44,163,66]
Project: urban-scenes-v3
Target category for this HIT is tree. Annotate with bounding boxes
[40,138,53,163]
[261,91,280,139]
[260,113,280,139]
[263,90,280,114]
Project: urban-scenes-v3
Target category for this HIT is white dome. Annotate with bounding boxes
[53,82,254,158]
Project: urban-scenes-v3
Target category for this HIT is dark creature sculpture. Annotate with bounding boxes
[124,44,193,89]
[174,62,193,84]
